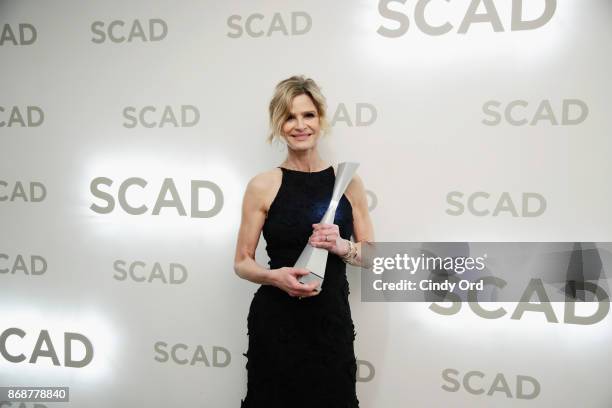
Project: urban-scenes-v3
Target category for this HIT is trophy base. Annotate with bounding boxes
[298,271,323,293]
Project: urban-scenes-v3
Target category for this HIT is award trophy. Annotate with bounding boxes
[296,162,359,292]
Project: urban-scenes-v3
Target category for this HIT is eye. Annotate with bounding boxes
[306,113,315,118]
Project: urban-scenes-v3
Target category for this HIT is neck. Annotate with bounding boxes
[283,149,325,172]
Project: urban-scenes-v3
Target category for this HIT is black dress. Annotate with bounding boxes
[241,166,359,408]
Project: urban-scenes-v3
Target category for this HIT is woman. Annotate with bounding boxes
[234,75,374,408]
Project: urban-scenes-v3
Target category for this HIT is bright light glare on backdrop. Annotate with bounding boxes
[81,152,243,242]
[0,304,117,382]
[355,0,572,71]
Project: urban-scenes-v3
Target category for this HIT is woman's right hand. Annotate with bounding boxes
[271,267,320,298]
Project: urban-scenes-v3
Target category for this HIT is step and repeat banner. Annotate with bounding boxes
[1,0,611,407]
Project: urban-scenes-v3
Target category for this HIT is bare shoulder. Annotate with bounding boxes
[344,172,367,208]
[247,168,281,192]
[244,168,283,212]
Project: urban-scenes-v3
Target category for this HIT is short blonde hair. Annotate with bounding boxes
[267,75,330,143]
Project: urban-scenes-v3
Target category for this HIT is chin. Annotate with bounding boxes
[288,141,317,152]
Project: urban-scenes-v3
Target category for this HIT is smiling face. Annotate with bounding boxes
[281,93,321,152]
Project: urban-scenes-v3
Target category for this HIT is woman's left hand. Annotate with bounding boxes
[309,223,349,257]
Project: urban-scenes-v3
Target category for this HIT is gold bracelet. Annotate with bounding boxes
[341,240,358,264]
[341,239,354,259]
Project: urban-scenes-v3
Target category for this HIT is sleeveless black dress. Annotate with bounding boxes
[240,166,359,408]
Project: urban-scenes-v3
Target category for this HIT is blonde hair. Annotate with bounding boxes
[267,75,330,143]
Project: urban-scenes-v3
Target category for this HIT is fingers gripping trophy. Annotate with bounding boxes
[296,162,359,292]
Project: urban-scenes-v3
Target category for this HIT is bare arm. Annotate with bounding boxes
[345,173,375,265]
[233,173,277,285]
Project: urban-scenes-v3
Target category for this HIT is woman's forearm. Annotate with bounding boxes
[234,256,277,286]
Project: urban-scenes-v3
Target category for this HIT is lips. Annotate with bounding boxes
[292,133,310,140]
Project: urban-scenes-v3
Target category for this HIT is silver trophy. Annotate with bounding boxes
[296,162,360,292]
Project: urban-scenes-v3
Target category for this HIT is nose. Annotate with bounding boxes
[296,116,307,130]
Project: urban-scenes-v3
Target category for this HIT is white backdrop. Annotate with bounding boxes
[1,0,611,407]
